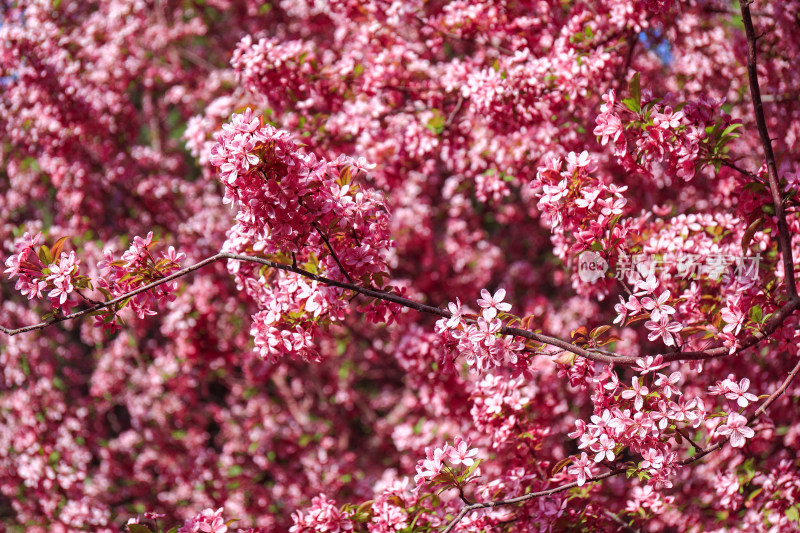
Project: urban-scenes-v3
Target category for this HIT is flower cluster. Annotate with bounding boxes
[530,152,631,296]
[289,494,354,533]
[434,289,525,373]
[413,437,481,490]
[594,79,741,183]
[613,274,685,348]
[3,230,185,332]
[177,507,229,533]
[211,109,396,362]
[127,508,265,533]
[568,363,708,489]
[3,232,87,313]
[4,1,800,532]
[708,376,759,408]
[94,232,185,331]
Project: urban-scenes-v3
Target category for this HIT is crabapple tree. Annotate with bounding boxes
[2,0,800,532]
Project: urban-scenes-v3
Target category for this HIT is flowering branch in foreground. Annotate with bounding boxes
[4,250,798,369]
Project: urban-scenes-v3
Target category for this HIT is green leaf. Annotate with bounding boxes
[460,459,483,481]
[628,72,641,109]
[743,181,767,194]
[590,325,611,339]
[98,287,113,300]
[622,97,640,114]
[127,525,153,533]
[786,505,800,525]
[426,111,446,135]
[749,305,763,324]
[721,123,743,138]
[38,244,52,266]
[553,351,577,366]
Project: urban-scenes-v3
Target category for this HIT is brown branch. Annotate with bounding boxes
[704,6,775,19]
[441,469,625,533]
[721,160,764,184]
[444,96,464,128]
[604,509,641,533]
[1,253,798,369]
[739,0,798,300]
[313,222,355,284]
[675,427,705,453]
[720,158,800,209]
[678,354,800,467]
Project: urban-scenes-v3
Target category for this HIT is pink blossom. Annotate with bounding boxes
[645,316,683,347]
[655,372,682,398]
[621,377,650,411]
[567,453,594,486]
[632,355,668,375]
[641,290,675,322]
[592,434,616,463]
[476,288,512,321]
[717,412,755,448]
[448,438,478,466]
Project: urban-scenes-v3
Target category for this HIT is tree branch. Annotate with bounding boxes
[675,427,705,453]
[313,222,355,284]
[2,253,798,369]
[739,0,798,300]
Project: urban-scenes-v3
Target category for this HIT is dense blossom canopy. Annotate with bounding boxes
[2,0,800,531]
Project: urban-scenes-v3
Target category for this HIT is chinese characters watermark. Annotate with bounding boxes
[576,251,761,283]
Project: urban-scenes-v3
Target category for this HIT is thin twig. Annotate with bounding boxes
[675,427,705,453]
[313,222,355,284]
[721,160,764,184]
[604,509,641,533]
[441,469,624,533]
[704,6,775,19]
[445,96,464,128]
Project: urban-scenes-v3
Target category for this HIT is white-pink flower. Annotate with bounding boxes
[724,378,758,408]
[567,452,593,486]
[566,150,591,170]
[621,377,650,411]
[445,298,464,329]
[592,434,616,463]
[645,315,683,347]
[641,290,675,322]
[448,438,478,466]
[476,288,512,321]
[720,306,745,336]
[717,412,754,448]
